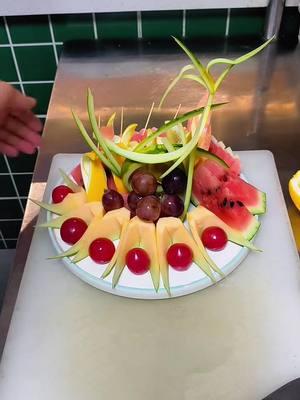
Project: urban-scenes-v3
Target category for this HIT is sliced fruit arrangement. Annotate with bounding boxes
[187,207,259,253]
[156,217,223,295]
[102,216,160,290]
[50,207,130,263]
[32,37,273,296]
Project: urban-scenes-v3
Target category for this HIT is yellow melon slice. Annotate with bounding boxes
[31,191,87,215]
[38,202,103,229]
[102,217,160,291]
[50,207,130,263]
[157,217,218,295]
[187,206,259,252]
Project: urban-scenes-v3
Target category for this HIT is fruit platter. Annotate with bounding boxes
[33,37,271,299]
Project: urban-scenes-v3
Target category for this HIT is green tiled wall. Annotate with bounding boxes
[0,7,299,248]
[141,11,182,39]
[229,8,266,37]
[52,14,95,40]
[186,10,227,38]
[96,12,137,39]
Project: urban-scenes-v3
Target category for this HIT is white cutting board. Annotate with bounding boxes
[0,150,300,400]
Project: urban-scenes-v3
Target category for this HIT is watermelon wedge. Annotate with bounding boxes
[209,137,241,176]
[192,160,265,240]
[193,160,266,214]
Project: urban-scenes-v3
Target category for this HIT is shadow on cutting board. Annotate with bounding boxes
[263,378,300,399]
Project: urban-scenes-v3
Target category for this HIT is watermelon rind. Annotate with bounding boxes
[195,148,229,169]
[247,190,267,215]
[243,217,261,241]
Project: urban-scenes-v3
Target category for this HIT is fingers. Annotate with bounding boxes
[0,82,14,110]
[13,110,43,132]
[0,137,19,157]
[5,116,42,147]
[0,81,36,113]
[13,90,36,111]
[4,132,36,154]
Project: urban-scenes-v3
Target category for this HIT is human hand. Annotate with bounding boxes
[0,82,42,157]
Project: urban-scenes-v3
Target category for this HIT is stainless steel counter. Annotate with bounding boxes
[0,38,300,358]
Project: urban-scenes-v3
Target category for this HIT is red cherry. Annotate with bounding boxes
[60,218,87,245]
[52,185,73,204]
[201,226,228,251]
[89,238,115,264]
[166,243,193,271]
[126,248,150,275]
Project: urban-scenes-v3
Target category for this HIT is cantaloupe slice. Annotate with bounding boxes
[50,207,130,262]
[111,219,140,287]
[102,217,160,291]
[156,219,173,296]
[31,191,88,215]
[187,206,260,252]
[101,220,131,280]
[38,202,103,229]
[157,217,219,295]
[138,220,160,291]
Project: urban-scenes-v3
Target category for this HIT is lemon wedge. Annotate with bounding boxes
[289,171,300,211]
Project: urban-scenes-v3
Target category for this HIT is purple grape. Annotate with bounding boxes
[131,172,157,196]
[102,189,124,212]
[127,191,143,212]
[162,168,187,195]
[136,195,161,222]
[161,194,184,217]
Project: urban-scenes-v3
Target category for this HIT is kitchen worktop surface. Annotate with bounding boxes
[0,38,300,398]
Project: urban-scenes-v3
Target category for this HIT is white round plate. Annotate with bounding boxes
[47,175,251,300]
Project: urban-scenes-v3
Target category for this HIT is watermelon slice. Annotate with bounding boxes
[192,160,265,240]
[220,178,266,215]
[209,137,241,176]
[193,160,266,214]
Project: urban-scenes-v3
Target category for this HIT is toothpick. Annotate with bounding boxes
[144,102,155,130]
[173,103,181,119]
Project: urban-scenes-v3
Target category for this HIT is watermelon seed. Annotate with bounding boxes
[207,190,212,195]
[222,175,228,182]
[222,198,227,207]
[237,200,244,207]
[230,201,235,208]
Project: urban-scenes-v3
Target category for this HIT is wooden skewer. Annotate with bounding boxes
[173,103,181,119]
[144,102,155,130]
